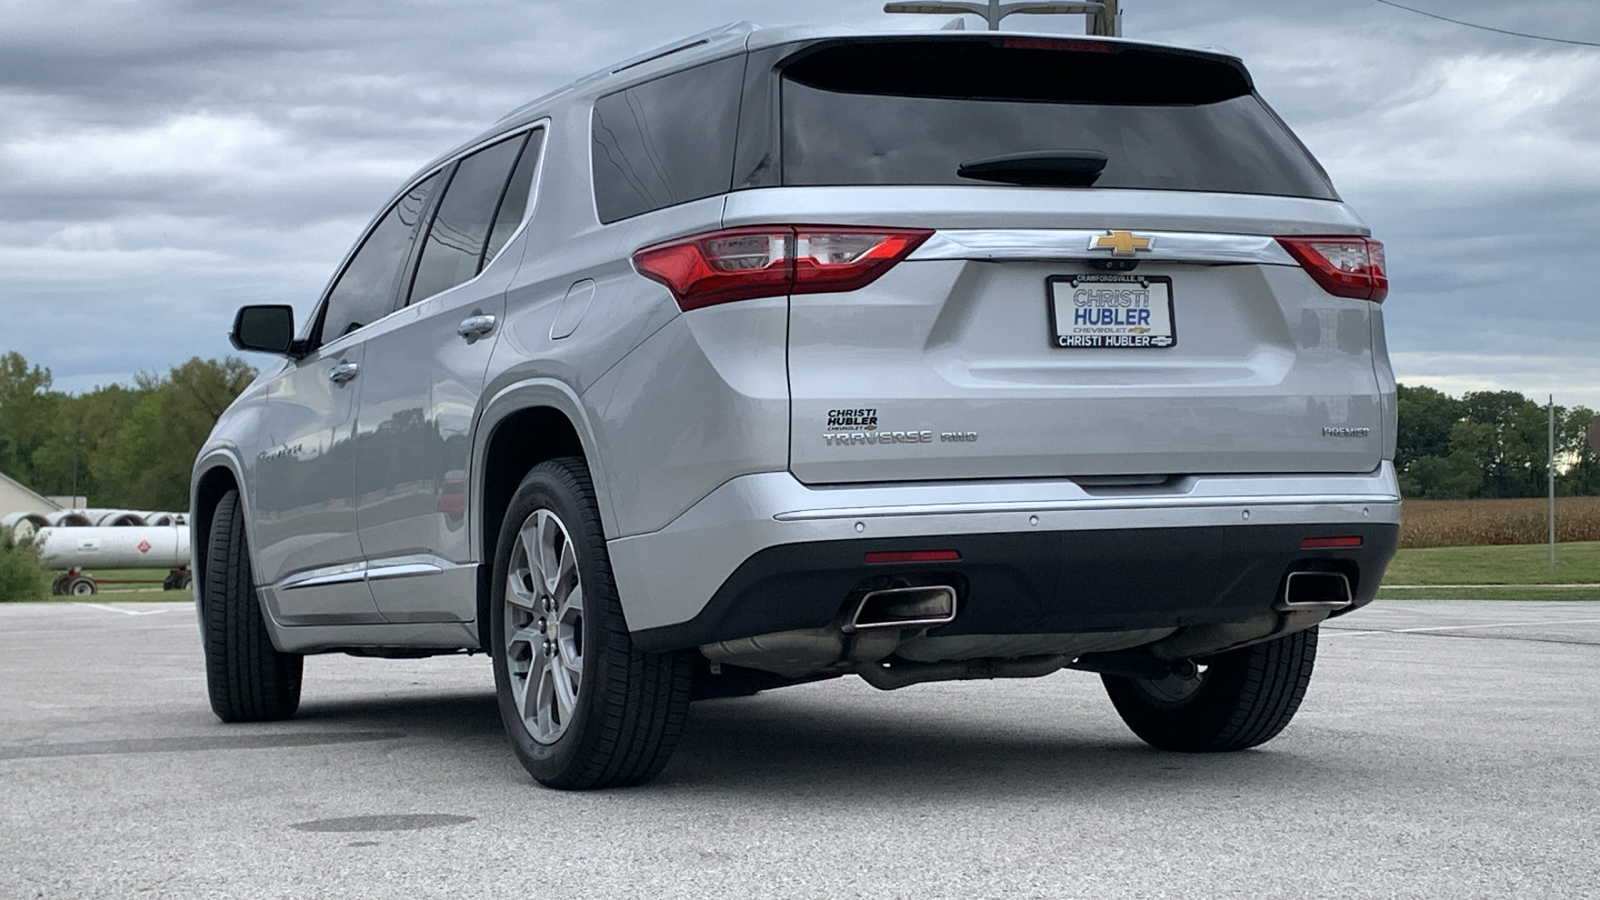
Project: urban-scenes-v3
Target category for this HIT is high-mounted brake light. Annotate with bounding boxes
[633,226,933,312]
[1278,236,1388,303]
[1000,37,1111,53]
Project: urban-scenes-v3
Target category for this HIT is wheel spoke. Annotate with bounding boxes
[506,567,539,610]
[520,525,545,593]
[529,660,555,731]
[557,581,583,623]
[537,513,563,595]
[552,537,577,597]
[508,624,542,654]
[560,652,582,697]
[550,658,578,724]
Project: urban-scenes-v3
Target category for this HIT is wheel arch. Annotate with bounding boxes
[190,451,247,628]
[473,383,600,650]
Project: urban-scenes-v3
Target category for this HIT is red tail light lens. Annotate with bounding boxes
[1278,236,1388,302]
[1301,536,1363,550]
[633,226,933,312]
[863,549,962,564]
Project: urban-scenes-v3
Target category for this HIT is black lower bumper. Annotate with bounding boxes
[630,522,1399,653]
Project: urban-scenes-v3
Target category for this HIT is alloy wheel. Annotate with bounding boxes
[503,508,585,744]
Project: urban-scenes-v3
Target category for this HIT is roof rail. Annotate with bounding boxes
[496,22,760,124]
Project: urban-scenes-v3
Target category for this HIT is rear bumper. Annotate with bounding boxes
[609,464,1401,652]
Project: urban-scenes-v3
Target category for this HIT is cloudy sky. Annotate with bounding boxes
[2,0,1598,406]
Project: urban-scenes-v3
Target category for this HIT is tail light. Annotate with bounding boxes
[633,226,933,312]
[1278,236,1388,302]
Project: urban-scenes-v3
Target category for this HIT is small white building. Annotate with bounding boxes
[1,471,59,520]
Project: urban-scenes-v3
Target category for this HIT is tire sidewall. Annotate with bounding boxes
[489,463,611,782]
[1103,628,1316,752]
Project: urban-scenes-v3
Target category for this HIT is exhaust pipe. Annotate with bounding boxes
[846,585,957,632]
[1278,570,1353,611]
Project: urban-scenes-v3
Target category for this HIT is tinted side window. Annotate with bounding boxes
[319,173,439,344]
[590,56,743,223]
[409,134,527,304]
[484,129,544,266]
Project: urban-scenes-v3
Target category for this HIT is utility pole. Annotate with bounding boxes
[884,1,1121,36]
[1085,0,1119,36]
[71,437,81,509]
[1549,394,1556,573]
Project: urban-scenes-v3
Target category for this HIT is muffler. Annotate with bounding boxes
[1278,570,1353,611]
[845,585,958,632]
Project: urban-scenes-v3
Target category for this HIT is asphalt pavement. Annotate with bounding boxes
[3,599,1598,899]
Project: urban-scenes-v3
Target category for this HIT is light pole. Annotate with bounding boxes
[884,0,1120,35]
[71,436,84,508]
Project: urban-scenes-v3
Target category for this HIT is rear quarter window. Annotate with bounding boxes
[590,55,745,223]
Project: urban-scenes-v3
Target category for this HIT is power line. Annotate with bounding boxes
[1374,0,1600,49]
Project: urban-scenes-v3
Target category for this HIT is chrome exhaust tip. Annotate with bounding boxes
[846,585,958,632]
[1278,570,1353,611]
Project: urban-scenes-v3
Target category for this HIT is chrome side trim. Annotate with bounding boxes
[270,621,481,655]
[908,229,1299,265]
[366,563,445,582]
[279,565,368,591]
[775,491,1398,522]
[279,559,452,591]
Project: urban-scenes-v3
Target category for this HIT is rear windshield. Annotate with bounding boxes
[778,39,1337,200]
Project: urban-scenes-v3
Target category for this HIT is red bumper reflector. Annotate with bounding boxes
[1301,536,1363,550]
[864,549,961,564]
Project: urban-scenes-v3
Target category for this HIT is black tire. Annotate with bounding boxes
[67,577,96,596]
[490,457,693,790]
[1102,626,1318,752]
[202,490,302,722]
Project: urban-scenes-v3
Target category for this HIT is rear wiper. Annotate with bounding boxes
[957,150,1108,187]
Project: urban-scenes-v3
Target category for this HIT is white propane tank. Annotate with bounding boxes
[35,526,192,570]
[3,512,50,545]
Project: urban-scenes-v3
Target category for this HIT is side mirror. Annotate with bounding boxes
[230,305,299,357]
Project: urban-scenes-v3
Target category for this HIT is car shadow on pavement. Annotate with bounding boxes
[661,691,1337,800]
[290,691,504,742]
[248,685,1339,796]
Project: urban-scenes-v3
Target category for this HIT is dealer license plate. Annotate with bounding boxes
[1048,274,1177,349]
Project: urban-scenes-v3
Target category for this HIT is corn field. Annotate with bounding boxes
[1400,497,1600,548]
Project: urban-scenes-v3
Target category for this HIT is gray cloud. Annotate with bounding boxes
[2,0,1598,407]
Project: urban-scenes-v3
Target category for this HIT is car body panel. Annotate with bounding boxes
[608,464,1401,635]
[249,337,381,625]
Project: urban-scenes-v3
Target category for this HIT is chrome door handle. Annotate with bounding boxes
[457,314,497,339]
[328,361,360,384]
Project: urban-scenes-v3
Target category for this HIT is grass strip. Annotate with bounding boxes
[1382,541,1600,586]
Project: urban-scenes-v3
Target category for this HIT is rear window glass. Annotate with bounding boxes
[591,56,744,223]
[778,40,1336,200]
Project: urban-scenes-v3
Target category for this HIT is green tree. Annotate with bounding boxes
[1457,391,1548,498]
[0,351,60,487]
[29,384,142,501]
[1557,406,1600,496]
[98,357,256,510]
[1395,384,1462,474]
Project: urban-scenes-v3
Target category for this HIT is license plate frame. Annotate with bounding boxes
[1047,273,1177,349]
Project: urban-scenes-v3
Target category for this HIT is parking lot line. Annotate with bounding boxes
[1324,617,1600,638]
[77,603,170,617]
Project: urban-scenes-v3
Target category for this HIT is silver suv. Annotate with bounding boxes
[195,23,1399,789]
